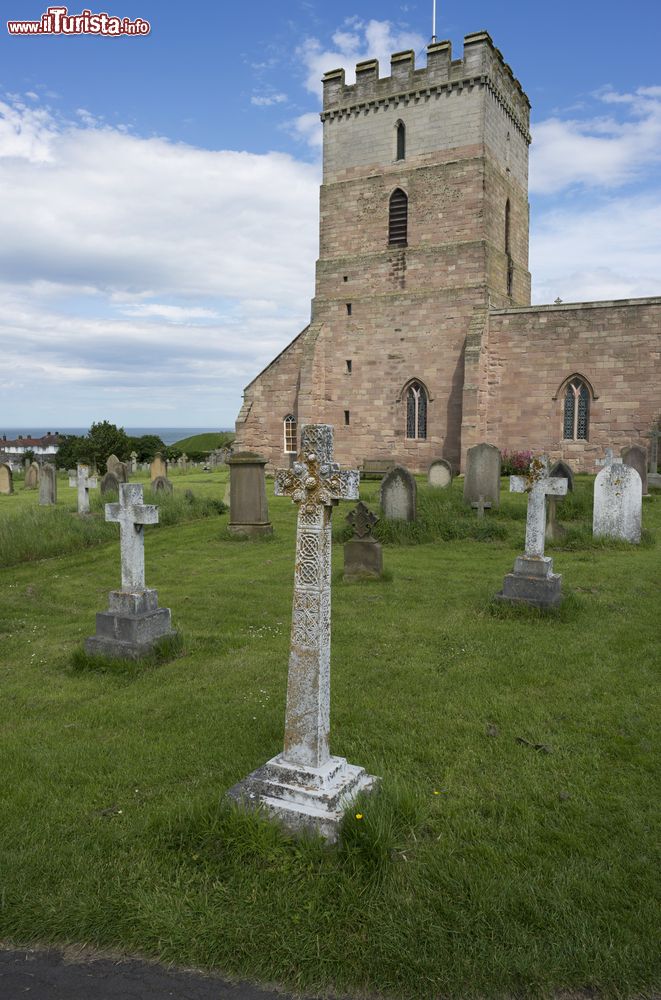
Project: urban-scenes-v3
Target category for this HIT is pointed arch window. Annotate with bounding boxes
[389,188,408,246]
[405,381,427,440]
[283,414,297,453]
[396,120,406,161]
[563,379,590,440]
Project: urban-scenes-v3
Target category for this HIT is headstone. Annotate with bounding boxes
[38,464,57,506]
[227,453,272,537]
[344,501,383,580]
[471,495,492,519]
[100,471,119,495]
[69,463,97,514]
[25,462,39,489]
[496,456,568,608]
[427,459,452,488]
[151,475,173,494]
[621,445,648,497]
[646,428,659,475]
[0,463,13,495]
[130,451,138,474]
[106,454,122,476]
[150,453,168,482]
[228,424,378,841]
[546,460,574,541]
[380,466,416,521]
[593,452,642,543]
[85,483,175,659]
[463,443,501,510]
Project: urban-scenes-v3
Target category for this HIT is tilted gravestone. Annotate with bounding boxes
[227,453,272,537]
[106,454,122,477]
[0,463,13,495]
[39,464,57,506]
[150,453,168,482]
[344,501,382,580]
[228,424,378,842]
[497,456,568,608]
[463,443,501,510]
[546,460,574,541]
[621,445,648,497]
[593,450,642,543]
[100,471,119,495]
[151,475,173,494]
[380,466,416,521]
[69,463,97,514]
[427,459,452,489]
[85,483,175,659]
[24,462,39,490]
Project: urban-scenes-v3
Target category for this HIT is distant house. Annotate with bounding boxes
[0,433,60,461]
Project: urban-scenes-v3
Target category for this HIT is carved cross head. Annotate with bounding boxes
[274,424,359,515]
[346,500,378,539]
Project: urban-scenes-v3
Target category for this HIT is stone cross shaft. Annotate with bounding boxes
[596,448,615,468]
[69,463,97,514]
[510,457,568,558]
[105,483,159,592]
[274,425,359,769]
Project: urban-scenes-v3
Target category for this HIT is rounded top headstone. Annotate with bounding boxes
[428,459,452,488]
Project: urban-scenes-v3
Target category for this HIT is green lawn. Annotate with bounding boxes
[171,431,234,452]
[0,471,658,1000]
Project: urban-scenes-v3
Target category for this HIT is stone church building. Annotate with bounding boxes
[234,31,660,472]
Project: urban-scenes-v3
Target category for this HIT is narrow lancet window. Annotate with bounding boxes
[389,188,408,246]
[562,379,590,440]
[284,413,297,453]
[396,121,406,161]
[405,381,427,439]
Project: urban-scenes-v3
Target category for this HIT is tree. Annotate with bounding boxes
[127,434,166,462]
[54,434,88,469]
[86,422,131,472]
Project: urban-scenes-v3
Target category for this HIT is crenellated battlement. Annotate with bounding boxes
[322,31,530,141]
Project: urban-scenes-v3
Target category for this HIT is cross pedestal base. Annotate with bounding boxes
[228,520,273,538]
[496,556,563,608]
[85,588,175,659]
[227,753,379,843]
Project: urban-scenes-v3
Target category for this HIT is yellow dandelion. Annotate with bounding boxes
[355,813,363,820]
[433,790,440,796]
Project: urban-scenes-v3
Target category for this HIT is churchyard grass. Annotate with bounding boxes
[171,431,234,452]
[0,475,658,999]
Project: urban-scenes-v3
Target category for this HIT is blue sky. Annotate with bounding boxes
[1,0,660,429]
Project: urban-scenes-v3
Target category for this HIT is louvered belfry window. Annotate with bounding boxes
[389,188,408,246]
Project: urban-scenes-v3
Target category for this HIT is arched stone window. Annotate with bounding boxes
[283,414,297,453]
[395,120,406,161]
[405,380,427,439]
[389,188,408,246]
[562,378,590,440]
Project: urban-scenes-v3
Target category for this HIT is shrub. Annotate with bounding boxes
[500,450,533,475]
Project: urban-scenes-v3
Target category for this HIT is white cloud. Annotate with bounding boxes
[251,92,288,107]
[289,111,322,151]
[530,87,661,194]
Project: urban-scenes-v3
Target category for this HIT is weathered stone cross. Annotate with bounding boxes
[347,500,378,539]
[510,456,568,558]
[69,463,97,514]
[105,483,159,592]
[471,495,492,519]
[596,448,615,469]
[274,424,359,769]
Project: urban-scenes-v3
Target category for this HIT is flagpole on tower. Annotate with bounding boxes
[432,0,437,43]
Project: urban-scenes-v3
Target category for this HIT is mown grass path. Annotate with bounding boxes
[0,471,658,1000]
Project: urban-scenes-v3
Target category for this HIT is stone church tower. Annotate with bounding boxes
[235,32,659,472]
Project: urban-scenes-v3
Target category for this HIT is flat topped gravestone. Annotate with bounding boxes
[38,464,57,506]
[227,452,272,537]
[0,463,13,495]
[593,449,642,543]
[463,443,501,510]
[69,463,97,514]
[497,456,568,608]
[85,483,175,659]
[621,445,648,496]
[380,465,416,521]
[228,424,379,842]
[150,453,168,482]
[427,459,452,489]
[343,501,382,580]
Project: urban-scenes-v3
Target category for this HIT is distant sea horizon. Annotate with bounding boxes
[0,427,232,446]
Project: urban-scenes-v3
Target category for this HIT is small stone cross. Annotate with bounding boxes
[471,495,492,519]
[69,463,97,514]
[346,501,378,539]
[510,456,568,558]
[596,448,615,469]
[274,424,359,769]
[106,483,159,592]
